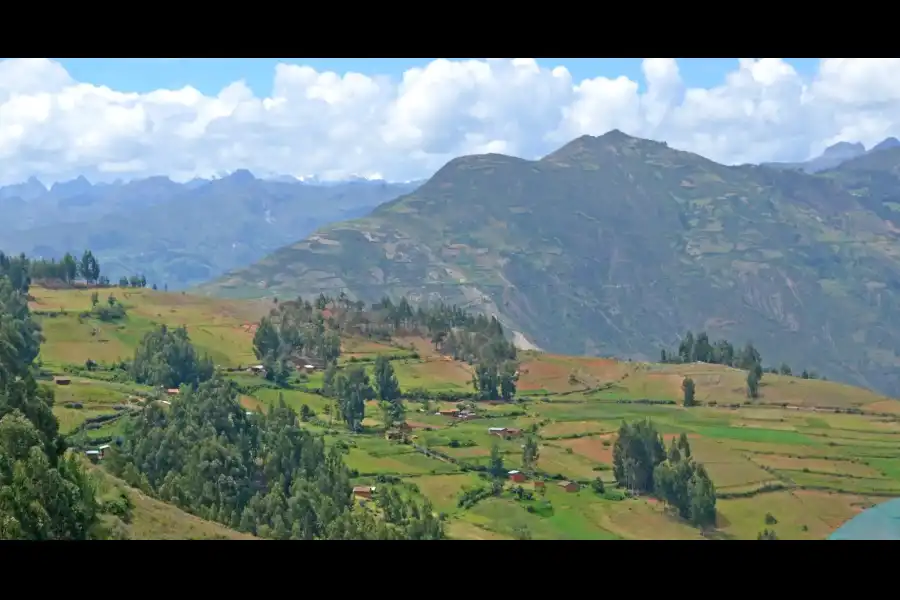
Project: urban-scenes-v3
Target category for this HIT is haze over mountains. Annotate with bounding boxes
[762,137,900,173]
[198,131,900,398]
[0,173,419,289]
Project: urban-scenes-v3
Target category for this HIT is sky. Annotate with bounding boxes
[0,57,898,185]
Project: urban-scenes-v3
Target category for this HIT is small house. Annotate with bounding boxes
[505,428,523,438]
[489,427,508,437]
[304,364,316,372]
[559,481,579,493]
[249,365,265,375]
[54,377,71,386]
[508,470,527,483]
[353,486,375,500]
[85,450,100,463]
[98,444,111,459]
[459,410,476,420]
[438,409,460,417]
[165,388,179,396]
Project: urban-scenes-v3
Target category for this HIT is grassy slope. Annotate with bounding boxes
[196,133,900,398]
[88,463,256,540]
[33,286,900,540]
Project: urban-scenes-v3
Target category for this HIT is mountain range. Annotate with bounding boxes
[0,172,419,289]
[196,131,900,397]
[761,137,900,173]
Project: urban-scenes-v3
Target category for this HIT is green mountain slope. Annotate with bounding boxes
[197,131,900,396]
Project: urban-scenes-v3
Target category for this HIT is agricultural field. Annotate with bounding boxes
[30,286,900,540]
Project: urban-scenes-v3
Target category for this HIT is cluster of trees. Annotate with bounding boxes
[0,274,106,539]
[665,331,822,401]
[0,250,107,292]
[612,420,717,529]
[662,331,762,370]
[253,300,343,383]
[130,325,214,389]
[89,292,127,321]
[106,380,443,539]
[117,275,147,289]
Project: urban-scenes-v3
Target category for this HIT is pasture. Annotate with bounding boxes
[31,286,900,540]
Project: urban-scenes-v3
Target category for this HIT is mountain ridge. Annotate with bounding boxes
[0,172,419,289]
[197,132,900,397]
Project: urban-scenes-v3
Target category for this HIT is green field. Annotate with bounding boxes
[31,286,900,540]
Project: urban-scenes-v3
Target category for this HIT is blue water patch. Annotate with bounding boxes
[828,498,900,540]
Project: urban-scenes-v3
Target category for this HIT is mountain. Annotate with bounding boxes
[0,173,418,289]
[762,137,900,173]
[197,131,900,397]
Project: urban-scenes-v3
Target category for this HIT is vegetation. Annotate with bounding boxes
[0,274,108,539]
[200,133,900,398]
[22,283,900,540]
[106,383,442,539]
[130,325,214,389]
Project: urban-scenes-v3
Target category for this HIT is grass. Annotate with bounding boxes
[87,463,256,540]
[31,286,900,540]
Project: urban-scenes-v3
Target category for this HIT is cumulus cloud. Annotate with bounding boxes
[1,57,899,185]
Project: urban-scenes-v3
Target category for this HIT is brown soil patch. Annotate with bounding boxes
[517,358,575,392]
[557,434,615,464]
[865,399,900,415]
[239,395,266,413]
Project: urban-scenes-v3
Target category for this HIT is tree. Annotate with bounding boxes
[90,291,99,307]
[488,443,505,480]
[472,363,499,400]
[336,366,374,432]
[107,294,116,308]
[130,324,214,389]
[373,355,401,402]
[0,274,104,539]
[522,435,540,471]
[747,370,760,398]
[779,362,792,376]
[681,376,696,407]
[252,317,281,361]
[612,420,666,494]
[61,253,78,283]
[499,361,518,402]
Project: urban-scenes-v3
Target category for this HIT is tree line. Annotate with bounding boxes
[612,420,717,529]
[1,250,149,293]
[665,330,821,404]
[0,273,110,539]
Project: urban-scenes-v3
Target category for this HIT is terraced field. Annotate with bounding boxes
[30,286,900,540]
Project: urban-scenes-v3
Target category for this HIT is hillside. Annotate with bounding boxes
[29,285,900,540]
[0,172,417,289]
[88,464,256,540]
[197,131,900,397]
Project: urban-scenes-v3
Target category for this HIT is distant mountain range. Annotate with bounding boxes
[0,172,419,289]
[197,131,900,397]
[761,137,900,173]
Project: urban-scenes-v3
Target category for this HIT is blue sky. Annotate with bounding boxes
[54,58,821,96]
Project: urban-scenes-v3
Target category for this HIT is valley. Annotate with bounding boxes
[29,285,900,540]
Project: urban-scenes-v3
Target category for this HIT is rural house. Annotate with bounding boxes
[505,428,523,438]
[508,470,527,483]
[54,377,71,386]
[353,486,375,500]
[98,444,111,459]
[165,388,179,396]
[559,481,579,493]
[248,365,265,375]
[85,450,100,463]
[458,410,476,420]
[438,409,460,417]
[488,427,508,436]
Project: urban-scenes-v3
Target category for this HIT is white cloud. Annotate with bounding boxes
[1,57,900,185]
